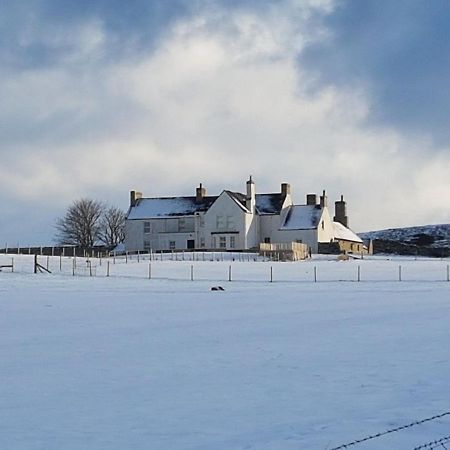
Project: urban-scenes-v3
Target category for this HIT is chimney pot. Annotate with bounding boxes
[281,183,291,196]
[196,183,206,202]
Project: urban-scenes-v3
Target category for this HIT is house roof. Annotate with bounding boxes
[127,190,287,219]
[127,196,217,220]
[281,205,323,230]
[255,193,285,215]
[224,191,249,212]
[333,221,363,243]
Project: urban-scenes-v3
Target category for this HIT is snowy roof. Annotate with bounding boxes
[281,205,323,230]
[225,191,249,212]
[333,221,363,243]
[127,196,217,220]
[256,193,284,215]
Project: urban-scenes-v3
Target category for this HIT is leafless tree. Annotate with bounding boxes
[56,198,104,248]
[99,206,126,248]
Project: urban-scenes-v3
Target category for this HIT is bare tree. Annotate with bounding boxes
[99,206,125,248]
[56,198,104,248]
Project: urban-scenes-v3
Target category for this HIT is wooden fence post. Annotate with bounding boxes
[314,266,317,283]
[228,265,232,282]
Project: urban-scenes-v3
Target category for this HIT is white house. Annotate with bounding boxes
[124,177,366,254]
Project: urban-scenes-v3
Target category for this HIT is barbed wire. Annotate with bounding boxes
[329,411,450,450]
[414,435,450,450]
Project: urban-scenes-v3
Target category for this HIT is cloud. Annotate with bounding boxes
[299,0,450,146]
[1,0,450,244]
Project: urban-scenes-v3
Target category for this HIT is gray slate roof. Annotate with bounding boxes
[255,193,284,214]
[127,196,218,220]
[281,205,323,230]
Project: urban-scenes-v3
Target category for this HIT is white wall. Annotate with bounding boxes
[124,217,196,251]
[203,192,247,249]
[316,207,334,243]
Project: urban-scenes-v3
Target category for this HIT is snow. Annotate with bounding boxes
[281,205,322,229]
[360,224,450,248]
[1,254,450,449]
[255,194,283,215]
[333,221,363,243]
[127,197,214,219]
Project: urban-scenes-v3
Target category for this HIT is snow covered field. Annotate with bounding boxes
[1,254,450,449]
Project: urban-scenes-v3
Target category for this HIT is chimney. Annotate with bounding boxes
[306,194,317,206]
[130,190,142,207]
[334,194,349,227]
[281,183,291,197]
[320,190,328,208]
[196,183,206,203]
[246,175,256,212]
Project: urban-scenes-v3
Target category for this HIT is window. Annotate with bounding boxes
[144,240,151,251]
[216,215,225,229]
[321,221,324,230]
[169,241,176,250]
[219,236,226,248]
[226,215,234,229]
[230,236,236,248]
[178,218,186,232]
[264,237,271,244]
[144,221,151,234]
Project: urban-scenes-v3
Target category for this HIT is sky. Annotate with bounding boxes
[1,0,450,245]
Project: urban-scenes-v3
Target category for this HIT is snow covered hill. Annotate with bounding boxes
[359,224,450,256]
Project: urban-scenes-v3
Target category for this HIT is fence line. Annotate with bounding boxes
[2,254,450,283]
[329,411,450,450]
[414,435,450,450]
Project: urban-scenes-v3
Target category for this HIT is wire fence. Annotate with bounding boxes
[1,253,450,284]
[329,412,450,450]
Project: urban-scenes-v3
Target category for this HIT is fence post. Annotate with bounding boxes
[148,263,152,279]
[113,251,116,264]
[314,266,317,283]
[72,258,75,276]
[447,265,449,282]
[34,254,38,274]
[270,266,273,283]
[137,250,140,263]
[357,265,361,282]
[190,265,194,281]
[398,265,402,281]
[59,254,62,271]
[228,265,232,282]
[107,261,110,277]
[125,252,128,263]
[11,258,14,273]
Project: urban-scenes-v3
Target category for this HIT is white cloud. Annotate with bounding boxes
[1,0,449,243]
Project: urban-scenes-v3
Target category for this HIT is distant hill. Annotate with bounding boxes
[359,224,450,257]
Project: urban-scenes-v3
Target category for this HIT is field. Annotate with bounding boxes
[1,254,450,449]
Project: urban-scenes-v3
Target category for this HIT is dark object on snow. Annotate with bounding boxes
[211,286,225,291]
